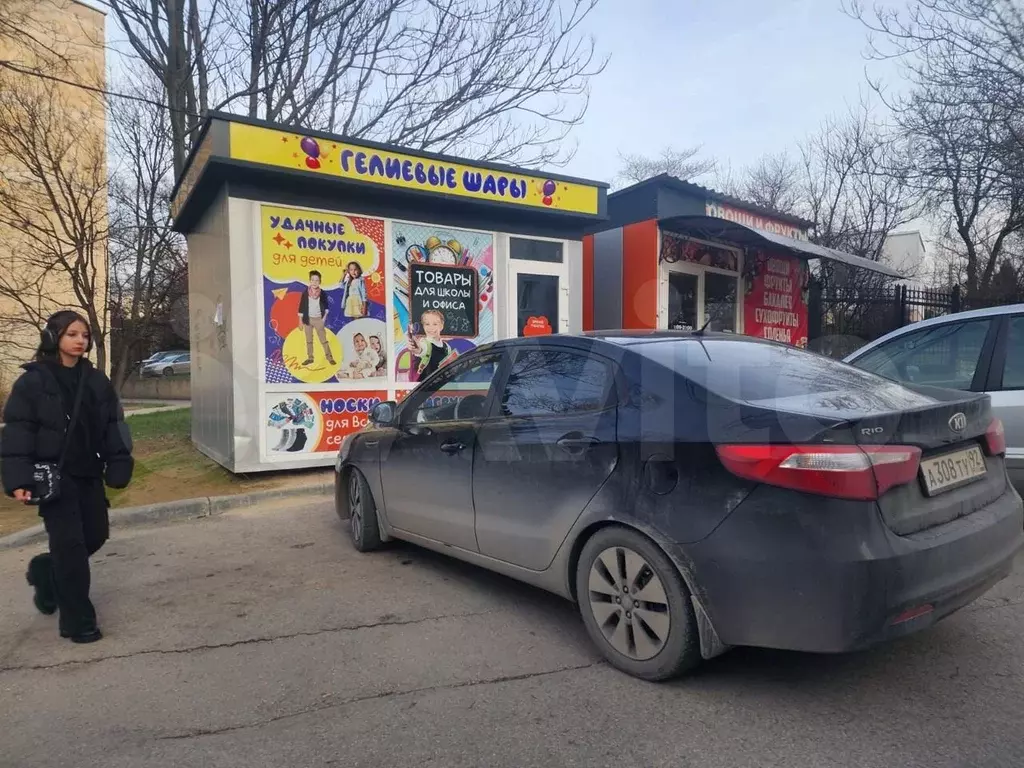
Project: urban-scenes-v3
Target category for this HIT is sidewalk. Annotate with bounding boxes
[0,400,190,427]
[122,400,191,416]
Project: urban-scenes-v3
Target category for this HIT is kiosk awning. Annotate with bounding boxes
[658,215,904,279]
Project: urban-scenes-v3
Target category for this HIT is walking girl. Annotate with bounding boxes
[1,311,134,643]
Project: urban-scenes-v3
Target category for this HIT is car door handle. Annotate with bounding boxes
[557,433,601,453]
[439,440,467,455]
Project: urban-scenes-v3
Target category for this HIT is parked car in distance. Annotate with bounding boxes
[141,352,190,377]
[137,349,186,370]
[334,332,1023,681]
[845,304,1023,492]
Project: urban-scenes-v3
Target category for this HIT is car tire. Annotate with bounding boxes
[334,471,349,522]
[162,367,174,377]
[347,468,382,552]
[575,526,701,681]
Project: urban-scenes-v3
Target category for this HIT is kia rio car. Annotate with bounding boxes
[334,333,1023,681]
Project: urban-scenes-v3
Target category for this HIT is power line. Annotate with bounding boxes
[0,61,199,117]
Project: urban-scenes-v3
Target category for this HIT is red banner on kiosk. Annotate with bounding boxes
[265,390,386,457]
[743,253,808,348]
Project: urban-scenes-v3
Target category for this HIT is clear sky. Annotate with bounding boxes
[564,0,905,182]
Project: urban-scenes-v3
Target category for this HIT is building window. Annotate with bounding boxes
[510,237,563,263]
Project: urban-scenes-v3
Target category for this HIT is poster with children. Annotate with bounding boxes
[391,221,495,384]
[261,204,388,385]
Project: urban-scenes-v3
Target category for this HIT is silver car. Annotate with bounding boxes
[845,304,1023,491]
[141,352,191,378]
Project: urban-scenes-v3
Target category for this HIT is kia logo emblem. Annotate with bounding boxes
[949,413,967,432]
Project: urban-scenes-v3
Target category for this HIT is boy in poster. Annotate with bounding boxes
[298,270,335,367]
[407,309,457,381]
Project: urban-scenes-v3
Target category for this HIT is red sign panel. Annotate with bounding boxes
[264,390,386,457]
[743,253,808,348]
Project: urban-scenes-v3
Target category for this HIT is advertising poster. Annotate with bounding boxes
[262,205,388,385]
[265,391,386,456]
[744,252,809,347]
[391,222,494,384]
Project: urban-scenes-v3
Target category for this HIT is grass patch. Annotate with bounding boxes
[0,408,331,537]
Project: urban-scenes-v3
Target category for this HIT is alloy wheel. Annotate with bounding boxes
[587,546,671,661]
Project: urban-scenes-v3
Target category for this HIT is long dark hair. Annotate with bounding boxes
[35,310,92,362]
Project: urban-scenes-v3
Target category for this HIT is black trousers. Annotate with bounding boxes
[36,476,110,635]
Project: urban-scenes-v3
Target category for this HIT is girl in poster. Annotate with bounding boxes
[407,310,457,382]
[342,261,368,319]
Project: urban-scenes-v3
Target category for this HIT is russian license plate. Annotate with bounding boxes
[920,445,987,496]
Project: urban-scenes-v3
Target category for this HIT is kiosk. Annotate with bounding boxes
[170,113,608,473]
[583,174,902,342]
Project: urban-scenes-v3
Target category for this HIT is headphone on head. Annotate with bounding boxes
[39,311,93,355]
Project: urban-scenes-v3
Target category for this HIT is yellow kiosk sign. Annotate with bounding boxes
[229,122,600,216]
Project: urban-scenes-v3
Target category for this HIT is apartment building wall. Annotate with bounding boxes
[0,0,107,398]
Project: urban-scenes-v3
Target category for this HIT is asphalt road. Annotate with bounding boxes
[2,498,1023,768]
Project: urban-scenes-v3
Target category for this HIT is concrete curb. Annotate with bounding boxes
[0,481,335,551]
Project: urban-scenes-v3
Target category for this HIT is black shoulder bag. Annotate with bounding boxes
[28,368,87,506]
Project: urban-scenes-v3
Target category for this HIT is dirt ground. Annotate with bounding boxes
[0,408,331,537]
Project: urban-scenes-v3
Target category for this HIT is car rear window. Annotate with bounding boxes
[638,338,892,403]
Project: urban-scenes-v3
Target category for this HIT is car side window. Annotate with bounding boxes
[1000,316,1024,390]
[499,349,614,418]
[402,353,502,425]
[852,319,992,390]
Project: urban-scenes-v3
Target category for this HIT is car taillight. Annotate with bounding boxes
[984,419,1006,456]
[715,444,922,501]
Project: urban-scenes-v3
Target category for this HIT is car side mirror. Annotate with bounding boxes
[369,401,396,427]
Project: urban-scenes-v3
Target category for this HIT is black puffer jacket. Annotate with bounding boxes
[1,360,134,495]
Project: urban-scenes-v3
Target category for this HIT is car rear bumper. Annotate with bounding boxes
[679,484,1024,654]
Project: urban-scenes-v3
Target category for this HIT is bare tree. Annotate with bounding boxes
[108,78,189,391]
[911,97,1023,301]
[801,106,919,268]
[0,0,78,76]
[846,0,1024,303]
[728,107,919,271]
[0,76,110,370]
[846,0,1024,149]
[615,145,716,188]
[106,0,605,177]
[104,0,218,177]
[739,152,802,215]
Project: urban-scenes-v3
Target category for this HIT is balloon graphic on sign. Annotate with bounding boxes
[542,179,556,206]
[300,137,321,170]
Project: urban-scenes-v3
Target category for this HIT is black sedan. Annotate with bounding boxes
[334,332,1024,680]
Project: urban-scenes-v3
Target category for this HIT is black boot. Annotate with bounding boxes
[60,627,102,644]
[26,554,57,615]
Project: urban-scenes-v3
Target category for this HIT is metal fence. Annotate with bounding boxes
[807,283,962,359]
